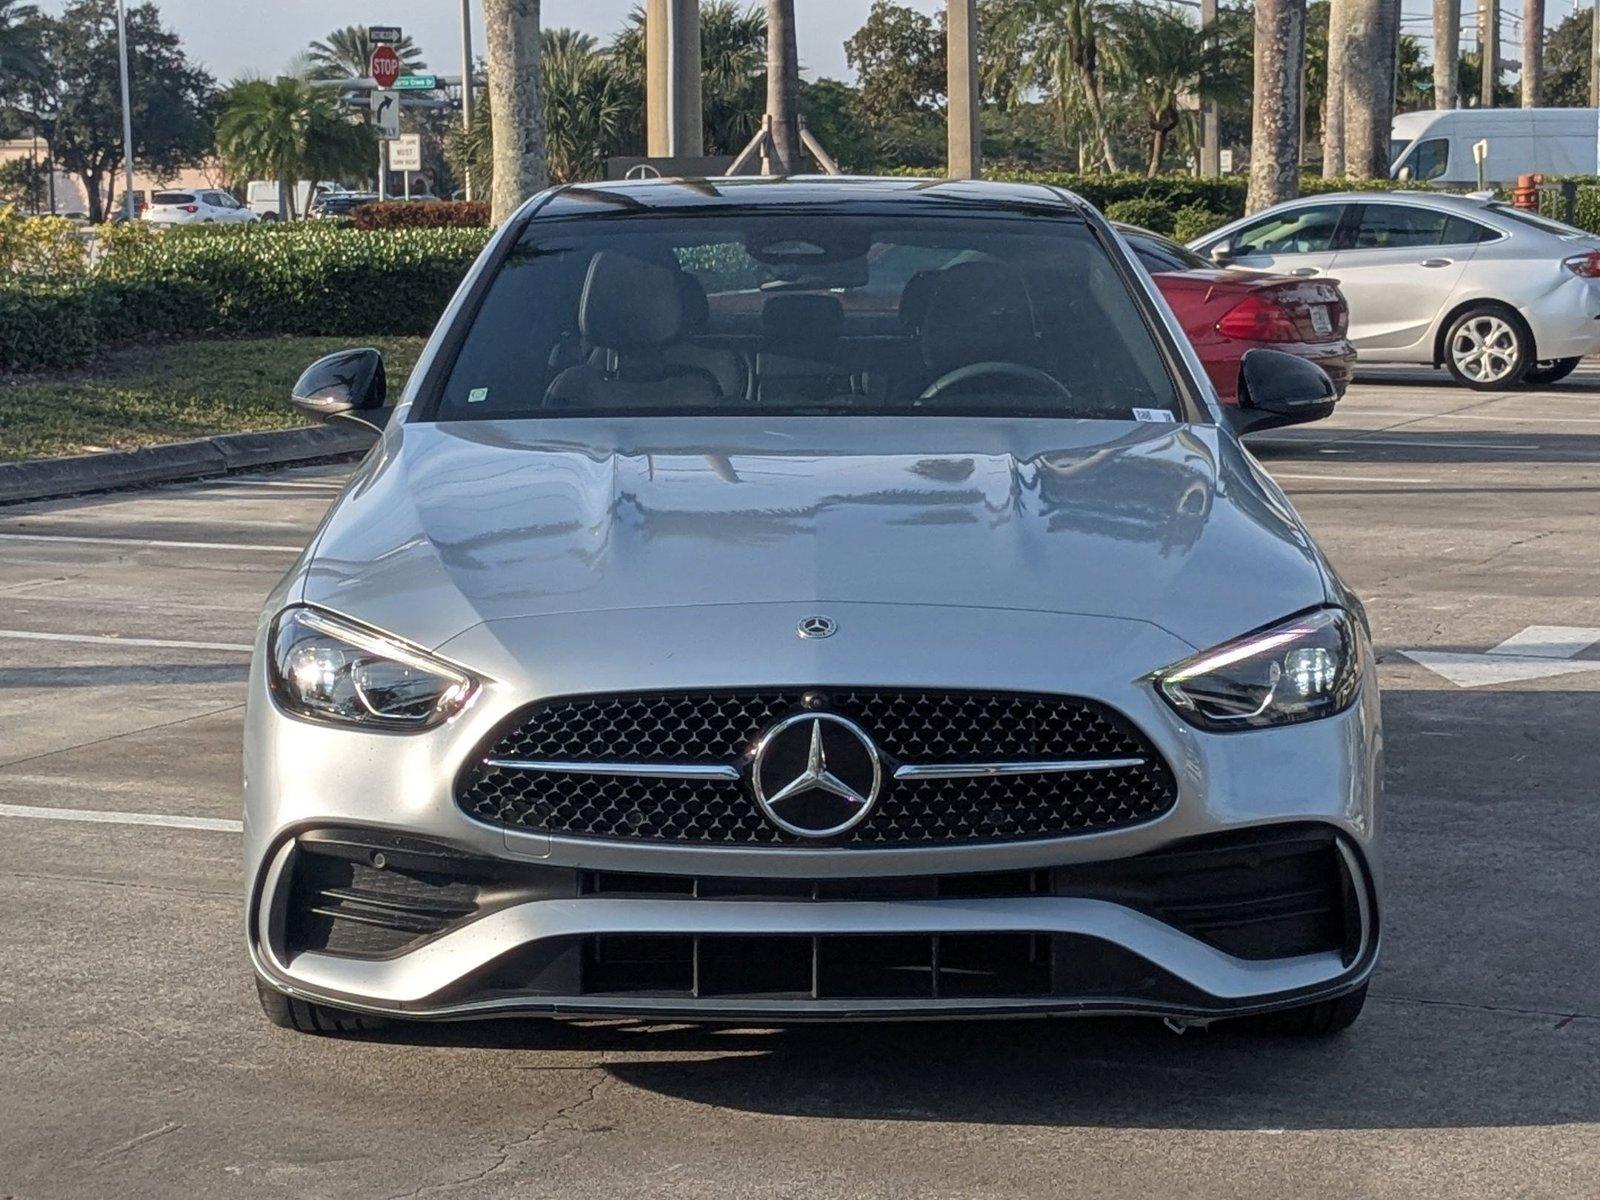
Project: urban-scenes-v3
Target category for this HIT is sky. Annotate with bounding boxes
[29,0,1599,88]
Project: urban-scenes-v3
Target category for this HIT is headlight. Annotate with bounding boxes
[268,607,478,730]
[1155,608,1364,730]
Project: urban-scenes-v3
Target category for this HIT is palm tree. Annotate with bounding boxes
[1323,0,1348,175]
[541,29,625,182]
[483,0,546,225]
[1342,0,1398,178]
[988,0,1120,172]
[1246,0,1306,213]
[765,0,800,172]
[610,2,765,156]
[1433,0,1460,109]
[306,26,426,81]
[1522,0,1544,106]
[215,77,373,218]
[1103,3,1248,177]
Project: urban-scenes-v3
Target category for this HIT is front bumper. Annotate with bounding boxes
[246,602,1383,1023]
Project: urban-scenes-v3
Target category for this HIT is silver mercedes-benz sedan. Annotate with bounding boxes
[246,177,1381,1037]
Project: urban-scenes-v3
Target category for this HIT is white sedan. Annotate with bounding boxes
[1191,191,1600,388]
[142,189,259,227]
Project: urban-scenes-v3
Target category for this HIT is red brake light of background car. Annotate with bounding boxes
[1561,251,1600,277]
[180,204,198,214]
[1216,293,1302,342]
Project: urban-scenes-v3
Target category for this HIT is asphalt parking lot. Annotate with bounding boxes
[1,368,1597,1199]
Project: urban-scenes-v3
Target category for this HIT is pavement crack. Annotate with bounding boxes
[1375,991,1599,1025]
[1469,527,1558,569]
[0,703,244,771]
[383,1073,613,1200]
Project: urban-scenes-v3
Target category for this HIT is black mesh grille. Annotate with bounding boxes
[456,688,1176,847]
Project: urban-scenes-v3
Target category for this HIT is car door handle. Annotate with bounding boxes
[1421,258,1454,268]
[1289,267,1320,276]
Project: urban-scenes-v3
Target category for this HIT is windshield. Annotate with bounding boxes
[431,211,1186,423]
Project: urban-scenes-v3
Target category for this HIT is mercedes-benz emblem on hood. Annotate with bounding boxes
[796,615,837,639]
[752,712,882,838]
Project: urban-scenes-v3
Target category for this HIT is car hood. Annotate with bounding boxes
[299,416,1331,653]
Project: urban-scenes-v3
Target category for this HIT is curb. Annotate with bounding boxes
[0,424,375,507]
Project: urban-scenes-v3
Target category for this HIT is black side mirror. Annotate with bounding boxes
[1229,348,1338,433]
[290,348,391,431]
[1208,239,1235,266]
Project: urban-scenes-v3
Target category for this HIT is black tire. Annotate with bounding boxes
[1442,304,1531,390]
[1235,983,1368,1035]
[255,978,387,1035]
[1522,356,1582,386]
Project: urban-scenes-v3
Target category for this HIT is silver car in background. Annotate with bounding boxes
[1193,191,1600,388]
[246,178,1380,1038]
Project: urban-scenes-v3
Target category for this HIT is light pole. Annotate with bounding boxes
[116,0,136,221]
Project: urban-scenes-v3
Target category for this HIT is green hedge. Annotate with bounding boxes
[0,223,491,372]
[352,201,491,229]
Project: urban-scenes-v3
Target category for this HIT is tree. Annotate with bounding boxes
[483,0,546,225]
[1321,0,1347,174]
[1433,0,1460,109]
[539,29,624,182]
[1522,0,1544,107]
[1342,0,1399,179]
[306,26,425,81]
[609,1,765,157]
[844,1,946,126]
[1103,3,1248,177]
[214,78,372,217]
[0,0,44,104]
[766,0,800,172]
[1542,8,1590,108]
[1247,0,1305,212]
[987,0,1120,171]
[16,0,214,222]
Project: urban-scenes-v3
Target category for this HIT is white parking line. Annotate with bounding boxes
[1272,472,1434,484]
[199,478,344,491]
[0,802,241,833]
[0,532,300,553]
[0,630,252,652]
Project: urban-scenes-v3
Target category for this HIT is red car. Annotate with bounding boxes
[1116,224,1355,427]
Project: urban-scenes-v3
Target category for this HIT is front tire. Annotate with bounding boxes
[255,978,387,1035]
[1443,305,1530,389]
[1523,356,1581,386]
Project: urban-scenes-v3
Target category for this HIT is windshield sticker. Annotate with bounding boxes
[466,387,489,404]
[1132,408,1176,423]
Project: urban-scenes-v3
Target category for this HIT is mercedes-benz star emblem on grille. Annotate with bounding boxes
[796,615,837,639]
[752,712,882,838]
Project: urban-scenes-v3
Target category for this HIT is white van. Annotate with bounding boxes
[245,180,342,220]
[1390,108,1598,187]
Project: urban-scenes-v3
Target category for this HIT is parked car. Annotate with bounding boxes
[245,180,340,221]
[247,177,1379,1039]
[1117,222,1354,427]
[1389,107,1598,187]
[142,189,257,227]
[308,191,378,219]
[1191,191,1600,388]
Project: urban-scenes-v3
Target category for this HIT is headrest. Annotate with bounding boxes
[579,251,686,351]
[676,271,710,333]
[919,262,1037,375]
[761,293,843,357]
[898,270,942,332]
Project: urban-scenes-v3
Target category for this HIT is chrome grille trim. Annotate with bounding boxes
[484,759,742,781]
[892,757,1146,781]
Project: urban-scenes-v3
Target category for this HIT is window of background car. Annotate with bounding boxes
[1230,205,1346,256]
[431,213,1188,422]
[1486,203,1591,238]
[1350,204,1489,249]
[1406,138,1449,182]
[1119,228,1209,273]
[152,192,193,206]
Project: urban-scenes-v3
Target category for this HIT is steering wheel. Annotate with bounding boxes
[919,361,1073,404]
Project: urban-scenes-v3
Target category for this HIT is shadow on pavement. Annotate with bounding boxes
[1248,427,1600,465]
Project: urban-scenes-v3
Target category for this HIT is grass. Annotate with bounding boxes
[0,335,428,462]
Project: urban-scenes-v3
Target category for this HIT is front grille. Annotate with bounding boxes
[456,688,1177,847]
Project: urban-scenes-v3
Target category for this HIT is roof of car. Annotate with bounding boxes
[1264,190,1494,209]
[533,175,1086,218]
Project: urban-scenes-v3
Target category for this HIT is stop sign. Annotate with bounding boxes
[370,44,401,89]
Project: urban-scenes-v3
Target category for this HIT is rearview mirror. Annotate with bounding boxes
[1395,165,1413,183]
[1208,239,1234,266]
[1229,348,1337,433]
[290,348,391,431]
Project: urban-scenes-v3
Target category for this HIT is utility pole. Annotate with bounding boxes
[1434,0,1460,109]
[460,0,475,200]
[1590,0,1600,106]
[116,0,136,221]
[947,0,980,178]
[1480,0,1499,108]
[1521,0,1543,106]
[1200,0,1221,175]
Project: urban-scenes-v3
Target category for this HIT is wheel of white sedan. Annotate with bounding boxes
[1443,305,1530,390]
